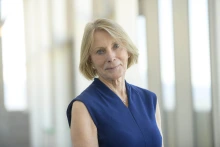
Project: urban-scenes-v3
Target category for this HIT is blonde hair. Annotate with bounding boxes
[79,18,139,80]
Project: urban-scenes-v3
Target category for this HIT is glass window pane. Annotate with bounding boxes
[158,1,176,147]
[188,0,213,147]
[136,15,148,89]
[1,0,27,111]
[158,0,175,111]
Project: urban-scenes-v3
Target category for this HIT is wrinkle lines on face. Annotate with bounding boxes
[90,30,129,82]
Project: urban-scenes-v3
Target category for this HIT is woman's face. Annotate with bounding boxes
[90,30,130,81]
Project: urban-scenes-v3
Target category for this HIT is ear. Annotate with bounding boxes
[128,53,131,58]
[88,56,92,63]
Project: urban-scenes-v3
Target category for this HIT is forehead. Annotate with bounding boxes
[93,30,114,42]
[91,29,121,47]
[90,30,114,50]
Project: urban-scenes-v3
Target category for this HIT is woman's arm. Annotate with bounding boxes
[155,100,164,147]
[71,101,98,147]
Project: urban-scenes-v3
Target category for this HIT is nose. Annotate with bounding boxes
[106,49,116,62]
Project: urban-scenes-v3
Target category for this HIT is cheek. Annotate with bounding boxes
[124,55,130,66]
[91,56,104,67]
[121,48,129,57]
[122,52,129,61]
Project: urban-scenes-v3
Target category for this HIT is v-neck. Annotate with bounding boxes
[93,78,131,108]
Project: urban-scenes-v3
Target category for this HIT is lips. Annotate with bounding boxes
[105,65,120,70]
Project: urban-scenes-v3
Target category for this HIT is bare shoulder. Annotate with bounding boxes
[71,101,98,147]
[72,101,87,114]
[71,100,95,129]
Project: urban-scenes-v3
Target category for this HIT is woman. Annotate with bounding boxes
[66,18,163,147]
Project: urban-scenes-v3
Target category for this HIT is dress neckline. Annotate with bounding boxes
[93,78,131,108]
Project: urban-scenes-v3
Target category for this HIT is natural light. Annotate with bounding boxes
[189,0,211,111]
[158,0,175,111]
[1,0,27,111]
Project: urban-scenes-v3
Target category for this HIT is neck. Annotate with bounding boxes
[98,77,127,98]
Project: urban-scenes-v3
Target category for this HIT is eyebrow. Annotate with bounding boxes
[92,41,119,51]
[94,46,105,51]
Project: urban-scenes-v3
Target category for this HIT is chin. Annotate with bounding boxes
[107,74,125,81]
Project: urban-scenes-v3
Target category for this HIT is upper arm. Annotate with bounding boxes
[155,99,164,147]
[155,100,162,131]
[71,101,98,147]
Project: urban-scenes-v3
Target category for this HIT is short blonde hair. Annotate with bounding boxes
[79,18,139,80]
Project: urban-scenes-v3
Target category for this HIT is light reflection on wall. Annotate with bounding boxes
[136,15,148,89]
[158,0,175,111]
[1,0,27,111]
[189,0,211,112]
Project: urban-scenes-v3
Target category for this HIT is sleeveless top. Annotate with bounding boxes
[66,78,162,147]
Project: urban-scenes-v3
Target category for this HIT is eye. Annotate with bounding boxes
[113,43,120,49]
[96,49,105,55]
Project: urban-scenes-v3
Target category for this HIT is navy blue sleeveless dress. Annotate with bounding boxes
[66,78,162,147]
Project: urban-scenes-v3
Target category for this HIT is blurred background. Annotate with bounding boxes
[0,0,220,147]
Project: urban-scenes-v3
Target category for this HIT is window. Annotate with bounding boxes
[1,0,27,111]
[189,0,211,112]
[158,0,175,111]
[136,15,148,89]
[189,0,213,146]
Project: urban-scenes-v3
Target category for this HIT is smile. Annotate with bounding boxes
[105,65,120,70]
